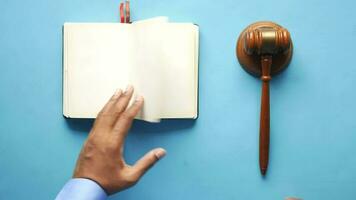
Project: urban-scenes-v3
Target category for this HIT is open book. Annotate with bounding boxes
[63,17,199,122]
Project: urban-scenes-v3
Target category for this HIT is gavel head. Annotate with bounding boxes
[236,21,293,76]
[244,27,291,56]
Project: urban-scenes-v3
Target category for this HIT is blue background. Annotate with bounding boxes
[1,0,356,199]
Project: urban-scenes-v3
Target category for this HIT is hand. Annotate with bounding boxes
[73,85,166,195]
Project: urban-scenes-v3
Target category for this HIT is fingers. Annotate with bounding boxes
[113,85,134,115]
[95,85,135,127]
[131,148,166,178]
[93,89,123,128]
[99,89,123,114]
[112,96,144,140]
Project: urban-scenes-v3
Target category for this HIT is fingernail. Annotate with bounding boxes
[154,149,166,160]
[114,89,122,97]
[125,85,133,93]
[135,96,144,102]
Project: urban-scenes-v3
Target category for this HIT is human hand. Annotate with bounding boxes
[73,85,166,195]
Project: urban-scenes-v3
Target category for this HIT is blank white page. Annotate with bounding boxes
[63,23,132,117]
[161,24,198,118]
[130,23,164,121]
[131,23,199,119]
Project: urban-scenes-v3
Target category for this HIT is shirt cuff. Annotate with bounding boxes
[55,178,108,200]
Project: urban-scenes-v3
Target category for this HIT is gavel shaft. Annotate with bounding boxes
[259,55,272,175]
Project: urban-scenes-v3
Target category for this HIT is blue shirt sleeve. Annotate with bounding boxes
[55,178,108,200]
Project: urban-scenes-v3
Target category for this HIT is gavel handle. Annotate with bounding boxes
[259,55,272,175]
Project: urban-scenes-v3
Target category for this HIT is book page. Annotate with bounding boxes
[139,23,198,118]
[132,16,169,24]
[130,17,170,122]
[129,23,198,119]
[162,24,198,118]
[64,23,132,117]
[130,23,164,121]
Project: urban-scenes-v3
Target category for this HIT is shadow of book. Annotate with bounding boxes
[130,119,196,134]
[65,117,196,135]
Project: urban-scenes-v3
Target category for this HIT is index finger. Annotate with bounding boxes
[112,96,144,142]
[91,89,122,131]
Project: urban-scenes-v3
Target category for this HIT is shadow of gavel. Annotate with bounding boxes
[236,22,293,175]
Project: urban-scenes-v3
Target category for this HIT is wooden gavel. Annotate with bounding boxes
[236,22,293,175]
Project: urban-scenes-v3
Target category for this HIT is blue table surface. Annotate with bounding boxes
[1,0,356,199]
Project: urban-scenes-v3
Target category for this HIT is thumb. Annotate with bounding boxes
[132,148,166,178]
